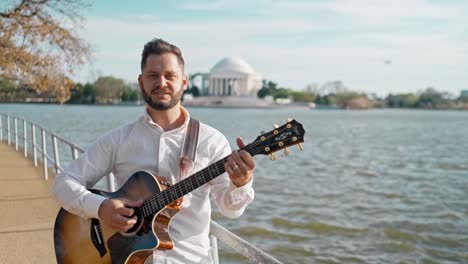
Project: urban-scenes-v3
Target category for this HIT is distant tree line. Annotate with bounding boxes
[257,80,468,110]
[68,76,140,104]
[1,75,467,110]
[385,87,468,109]
[0,76,140,104]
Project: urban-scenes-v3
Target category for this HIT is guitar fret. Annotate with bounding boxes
[162,189,169,205]
[194,173,200,187]
[156,196,164,211]
[172,188,178,203]
[178,183,186,197]
[214,163,219,178]
[187,177,193,191]
[196,173,203,187]
[209,166,215,180]
[149,198,154,215]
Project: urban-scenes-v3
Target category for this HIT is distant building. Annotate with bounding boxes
[461,90,468,97]
[204,57,262,97]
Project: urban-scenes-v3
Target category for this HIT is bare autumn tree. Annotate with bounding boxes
[0,0,92,103]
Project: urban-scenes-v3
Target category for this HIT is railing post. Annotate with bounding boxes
[210,235,219,264]
[106,173,116,192]
[52,135,60,174]
[210,221,284,264]
[14,117,18,150]
[7,115,10,145]
[32,124,37,167]
[23,119,27,157]
[71,145,78,160]
[41,128,48,180]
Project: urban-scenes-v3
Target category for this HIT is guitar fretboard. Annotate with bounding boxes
[138,157,228,218]
[137,141,262,218]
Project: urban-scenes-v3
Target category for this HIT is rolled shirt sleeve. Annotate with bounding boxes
[208,133,255,218]
[51,131,117,219]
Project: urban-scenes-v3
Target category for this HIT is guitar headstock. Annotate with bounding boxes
[244,118,305,160]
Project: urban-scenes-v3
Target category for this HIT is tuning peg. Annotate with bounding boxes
[298,143,303,151]
[260,130,265,135]
[273,124,279,129]
[287,118,293,122]
[269,153,277,161]
[283,148,290,156]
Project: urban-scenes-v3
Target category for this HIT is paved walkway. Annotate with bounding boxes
[0,141,58,263]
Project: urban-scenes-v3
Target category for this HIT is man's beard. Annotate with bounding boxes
[141,85,184,111]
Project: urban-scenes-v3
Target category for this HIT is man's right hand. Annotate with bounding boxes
[98,198,143,232]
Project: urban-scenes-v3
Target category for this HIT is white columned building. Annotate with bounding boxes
[207,57,262,97]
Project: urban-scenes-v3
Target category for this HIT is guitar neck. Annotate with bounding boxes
[138,118,305,218]
[172,157,226,200]
[139,156,227,217]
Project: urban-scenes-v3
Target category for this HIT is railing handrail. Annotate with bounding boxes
[0,113,283,264]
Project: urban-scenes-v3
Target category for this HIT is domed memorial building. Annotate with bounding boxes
[185,57,273,107]
[207,57,262,97]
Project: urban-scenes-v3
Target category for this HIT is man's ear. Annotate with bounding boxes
[138,75,143,90]
[182,74,189,91]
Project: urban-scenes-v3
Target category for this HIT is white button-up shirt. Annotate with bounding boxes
[51,107,254,263]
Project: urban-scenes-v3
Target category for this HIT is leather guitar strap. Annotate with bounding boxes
[179,118,200,179]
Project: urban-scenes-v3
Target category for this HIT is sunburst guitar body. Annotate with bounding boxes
[54,171,181,264]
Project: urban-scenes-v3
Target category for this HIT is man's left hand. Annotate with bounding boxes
[225,137,255,187]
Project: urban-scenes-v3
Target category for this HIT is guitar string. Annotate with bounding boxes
[137,128,299,217]
[137,143,284,218]
[137,140,292,217]
[136,124,300,217]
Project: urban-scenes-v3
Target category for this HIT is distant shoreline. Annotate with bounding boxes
[1,102,468,111]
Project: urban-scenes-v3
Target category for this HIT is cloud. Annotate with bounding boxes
[279,0,463,20]
[181,0,227,10]
[75,3,468,95]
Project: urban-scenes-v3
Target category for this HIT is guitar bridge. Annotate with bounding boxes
[90,218,107,257]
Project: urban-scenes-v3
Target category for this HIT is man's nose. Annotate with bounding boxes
[154,76,166,88]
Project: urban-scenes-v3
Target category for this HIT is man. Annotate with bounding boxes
[51,38,255,263]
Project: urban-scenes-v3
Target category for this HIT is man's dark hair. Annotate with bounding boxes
[141,38,185,71]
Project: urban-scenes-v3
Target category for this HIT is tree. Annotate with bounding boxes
[0,79,15,92]
[184,85,200,97]
[315,94,333,105]
[417,87,447,109]
[0,0,92,103]
[257,87,270,98]
[257,79,278,98]
[273,88,290,99]
[332,91,362,108]
[291,91,315,102]
[67,82,96,104]
[94,76,126,104]
[385,93,419,108]
[121,86,139,102]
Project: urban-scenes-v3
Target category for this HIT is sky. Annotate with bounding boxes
[75,0,468,97]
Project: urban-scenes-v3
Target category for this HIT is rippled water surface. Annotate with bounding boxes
[1,104,467,263]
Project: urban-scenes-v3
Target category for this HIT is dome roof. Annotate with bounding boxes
[210,57,255,74]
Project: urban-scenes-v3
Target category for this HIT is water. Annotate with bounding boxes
[1,104,467,263]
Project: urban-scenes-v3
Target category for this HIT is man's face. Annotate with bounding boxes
[138,53,188,111]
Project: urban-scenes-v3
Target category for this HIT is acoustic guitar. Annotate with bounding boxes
[54,119,305,263]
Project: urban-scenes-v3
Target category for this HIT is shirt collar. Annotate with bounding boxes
[143,106,190,133]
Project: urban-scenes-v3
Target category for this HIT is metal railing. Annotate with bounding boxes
[0,113,283,264]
